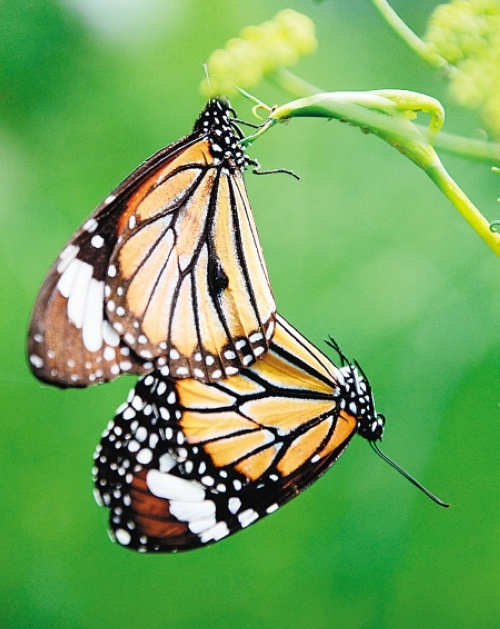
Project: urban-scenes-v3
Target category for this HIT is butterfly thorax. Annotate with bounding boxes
[337,364,385,442]
[194,98,248,172]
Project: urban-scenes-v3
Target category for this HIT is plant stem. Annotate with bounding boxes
[271,69,500,164]
[369,0,456,76]
[268,92,500,256]
[269,68,321,98]
[415,126,500,163]
[426,159,500,254]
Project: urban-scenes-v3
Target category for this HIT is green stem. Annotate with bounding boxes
[415,126,500,163]
[426,159,500,254]
[270,68,500,164]
[269,67,321,98]
[369,0,456,76]
[268,92,500,256]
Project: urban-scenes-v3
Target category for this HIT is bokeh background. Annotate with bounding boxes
[2,0,499,627]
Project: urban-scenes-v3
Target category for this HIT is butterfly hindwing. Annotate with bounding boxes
[27,197,153,387]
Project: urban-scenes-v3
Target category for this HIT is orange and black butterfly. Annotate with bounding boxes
[93,314,388,552]
[28,98,276,387]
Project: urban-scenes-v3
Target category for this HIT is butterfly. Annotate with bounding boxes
[93,314,387,552]
[28,98,276,387]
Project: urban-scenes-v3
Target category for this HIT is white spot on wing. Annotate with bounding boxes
[127,440,140,452]
[159,453,176,472]
[137,448,153,464]
[29,355,43,368]
[238,508,259,528]
[169,499,216,523]
[200,521,230,543]
[66,260,93,329]
[135,426,147,442]
[82,279,104,352]
[57,245,79,274]
[147,470,206,502]
[115,528,131,545]
[188,516,217,534]
[228,497,241,514]
[122,406,136,421]
[57,257,79,298]
[91,234,105,249]
[83,218,98,233]
[103,346,116,361]
[93,488,104,506]
[266,321,275,340]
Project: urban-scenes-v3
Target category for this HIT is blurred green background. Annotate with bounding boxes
[2,0,499,627]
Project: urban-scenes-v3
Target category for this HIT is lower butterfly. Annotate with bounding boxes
[93,314,387,552]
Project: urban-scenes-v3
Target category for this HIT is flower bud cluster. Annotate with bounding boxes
[200,10,317,97]
[424,0,500,135]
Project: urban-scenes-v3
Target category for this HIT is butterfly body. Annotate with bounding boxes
[94,315,384,552]
[28,99,275,387]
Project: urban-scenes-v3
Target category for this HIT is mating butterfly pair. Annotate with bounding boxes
[28,98,445,553]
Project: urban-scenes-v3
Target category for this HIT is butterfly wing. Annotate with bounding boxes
[28,99,276,387]
[93,315,358,552]
[105,133,275,382]
[27,133,201,387]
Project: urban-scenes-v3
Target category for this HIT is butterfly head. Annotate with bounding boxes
[194,98,248,171]
[331,344,448,507]
[326,337,385,442]
[336,362,385,442]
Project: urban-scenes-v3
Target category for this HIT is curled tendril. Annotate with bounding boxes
[489,220,500,232]
[251,104,270,120]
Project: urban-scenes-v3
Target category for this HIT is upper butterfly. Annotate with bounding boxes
[28,98,276,387]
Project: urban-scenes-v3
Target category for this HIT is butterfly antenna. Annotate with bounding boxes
[250,158,300,180]
[370,441,449,508]
[354,359,368,380]
[325,336,349,366]
[232,118,260,129]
